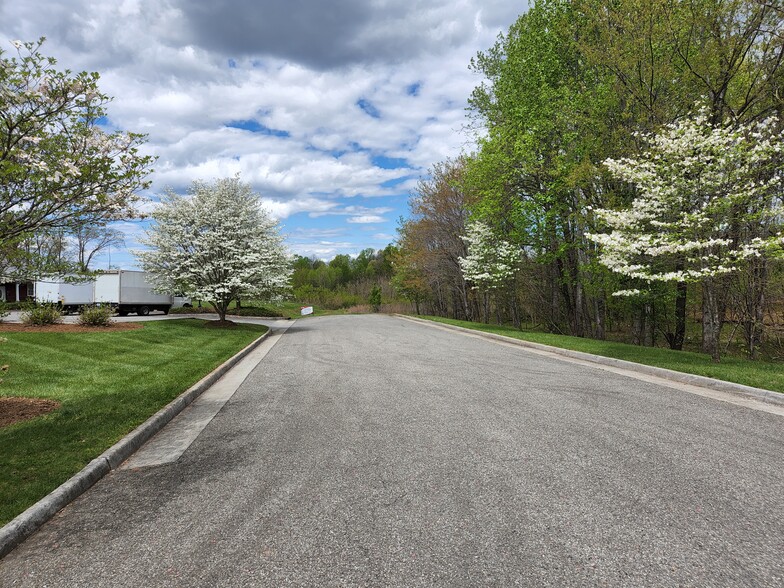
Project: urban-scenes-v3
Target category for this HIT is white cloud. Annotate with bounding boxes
[0,0,525,259]
[347,215,386,224]
[260,197,339,220]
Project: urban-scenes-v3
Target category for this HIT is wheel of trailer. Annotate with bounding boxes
[138,306,150,316]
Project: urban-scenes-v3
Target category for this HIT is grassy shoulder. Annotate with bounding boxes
[0,319,267,525]
[419,316,784,395]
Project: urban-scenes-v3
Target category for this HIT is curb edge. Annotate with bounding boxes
[395,314,784,408]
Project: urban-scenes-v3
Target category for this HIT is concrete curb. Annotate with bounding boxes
[0,328,271,559]
[396,314,784,408]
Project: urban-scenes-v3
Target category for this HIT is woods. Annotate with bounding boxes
[392,0,784,361]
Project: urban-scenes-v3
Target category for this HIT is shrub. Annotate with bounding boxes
[0,301,9,323]
[230,306,285,317]
[293,285,363,310]
[369,284,382,312]
[78,305,114,327]
[21,304,63,326]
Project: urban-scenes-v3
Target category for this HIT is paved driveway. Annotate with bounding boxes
[1,315,782,586]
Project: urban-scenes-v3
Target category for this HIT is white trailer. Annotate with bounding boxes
[94,270,174,316]
[34,278,94,314]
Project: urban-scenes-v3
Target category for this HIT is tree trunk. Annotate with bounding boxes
[460,279,471,321]
[702,280,723,362]
[573,281,584,338]
[593,296,606,340]
[644,303,654,347]
[550,262,560,333]
[673,281,687,350]
[743,258,767,359]
[512,294,522,330]
[633,306,644,346]
[211,301,228,323]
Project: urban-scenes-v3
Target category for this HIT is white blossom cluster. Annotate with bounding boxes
[588,106,784,292]
[459,220,520,291]
[1,39,153,248]
[137,177,292,315]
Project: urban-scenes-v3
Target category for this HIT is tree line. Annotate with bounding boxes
[292,247,396,310]
[392,0,784,362]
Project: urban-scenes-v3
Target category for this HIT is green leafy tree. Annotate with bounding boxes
[589,107,784,361]
[391,242,430,315]
[468,0,619,336]
[368,284,382,312]
[0,39,153,275]
[466,0,784,344]
[459,220,521,323]
[138,177,291,323]
[395,158,476,320]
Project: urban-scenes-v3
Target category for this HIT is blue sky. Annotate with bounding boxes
[0,0,524,267]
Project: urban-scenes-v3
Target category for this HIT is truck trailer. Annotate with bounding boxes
[33,278,95,314]
[94,270,175,316]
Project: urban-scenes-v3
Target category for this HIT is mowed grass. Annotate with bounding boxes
[421,316,784,394]
[0,319,267,525]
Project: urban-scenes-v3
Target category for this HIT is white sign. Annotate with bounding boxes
[300,306,314,316]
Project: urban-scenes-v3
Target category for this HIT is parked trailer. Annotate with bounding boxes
[94,270,174,316]
[33,278,94,314]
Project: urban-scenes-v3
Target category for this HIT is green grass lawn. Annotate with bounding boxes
[420,316,784,394]
[0,319,267,525]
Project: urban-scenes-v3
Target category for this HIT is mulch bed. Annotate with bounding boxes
[204,320,237,328]
[0,323,143,333]
[0,397,61,428]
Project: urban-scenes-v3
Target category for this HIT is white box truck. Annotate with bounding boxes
[34,278,94,314]
[94,270,174,316]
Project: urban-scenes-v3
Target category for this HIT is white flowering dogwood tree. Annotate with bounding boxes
[0,39,153,274]
[138,177,292,323]
[459,220,520,323]
[588,107,784,361]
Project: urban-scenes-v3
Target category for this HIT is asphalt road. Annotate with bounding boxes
[2,314,782,587]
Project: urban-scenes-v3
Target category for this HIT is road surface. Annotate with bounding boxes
[1,314,782,586]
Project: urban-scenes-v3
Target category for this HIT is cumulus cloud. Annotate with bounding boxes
[173,0,521,70]
[0,0,525,258]
[260,196,339,220]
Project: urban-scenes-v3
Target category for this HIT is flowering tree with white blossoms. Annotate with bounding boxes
[0,39,153,275]
[138,177,292,323]
[588,107,784,361]
[459,220,520,323]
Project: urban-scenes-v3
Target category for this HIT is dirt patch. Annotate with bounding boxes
[204,320,237,328]
[0,322,143,333]
[0,397,61,428]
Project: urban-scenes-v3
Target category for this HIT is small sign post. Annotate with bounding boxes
[300,306,314,316]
